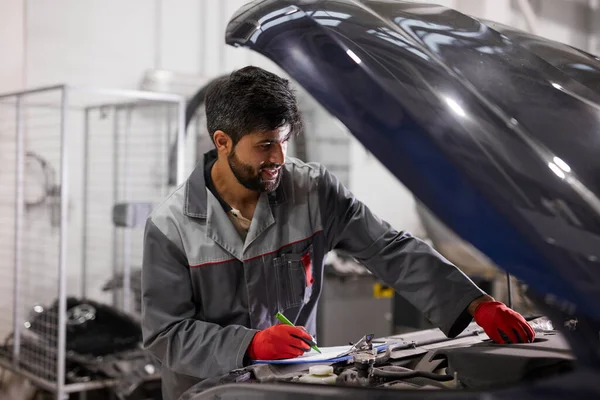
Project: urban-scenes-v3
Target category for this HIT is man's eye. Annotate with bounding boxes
[260,143,272,149]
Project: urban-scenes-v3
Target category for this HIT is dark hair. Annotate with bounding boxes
[205,66,303,145]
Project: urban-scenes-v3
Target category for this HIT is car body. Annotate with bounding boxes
[185,1,600,398]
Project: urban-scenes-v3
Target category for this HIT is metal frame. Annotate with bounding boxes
[0,356,160,395]
[515,0,538,35]
[13,94,24,368]
[82,98,185,312]
[57,84,69,400]
[2,84,186,400]
[587,0,600,54]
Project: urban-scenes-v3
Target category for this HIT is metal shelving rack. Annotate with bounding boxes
[0,84,186,399]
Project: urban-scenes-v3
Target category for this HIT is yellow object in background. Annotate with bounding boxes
[373,283,394,298]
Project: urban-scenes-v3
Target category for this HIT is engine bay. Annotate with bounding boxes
[196,321,572,395]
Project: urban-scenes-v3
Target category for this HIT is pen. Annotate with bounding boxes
[275,311,322,354]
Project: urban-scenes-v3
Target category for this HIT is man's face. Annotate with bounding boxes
[227,125,291,193]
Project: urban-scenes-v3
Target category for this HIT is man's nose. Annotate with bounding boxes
[269,143,286,165]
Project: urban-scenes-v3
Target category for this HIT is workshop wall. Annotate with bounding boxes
[0,0,265,337]
[520,0,595,50]
[0,0,597,335]
[0,0,295,339]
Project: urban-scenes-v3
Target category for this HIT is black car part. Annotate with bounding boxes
[0,297,158,399]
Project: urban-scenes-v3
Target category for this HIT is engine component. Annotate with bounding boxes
[298,365,338,384]
[433,336,574,389]
[26,297,141,356]
[336,369,368,387]
[0,297,157,397]
[371,365,454,382]
[353,349,376,379]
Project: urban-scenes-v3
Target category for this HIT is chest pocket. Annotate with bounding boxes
[273,244,314,311]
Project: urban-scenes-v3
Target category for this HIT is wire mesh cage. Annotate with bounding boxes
[84,101,182,314]
[0,85,186,399]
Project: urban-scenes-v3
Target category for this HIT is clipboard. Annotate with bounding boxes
[251,343,389,365]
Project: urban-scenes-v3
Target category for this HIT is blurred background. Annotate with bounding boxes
[0,0,597,398]
[1,0,598,344]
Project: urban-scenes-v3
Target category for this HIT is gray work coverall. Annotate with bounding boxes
[141,150,485,400]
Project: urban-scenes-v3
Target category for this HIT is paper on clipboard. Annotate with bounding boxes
[251,344,388,365]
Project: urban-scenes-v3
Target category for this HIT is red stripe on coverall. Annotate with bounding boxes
[189,229,323,268]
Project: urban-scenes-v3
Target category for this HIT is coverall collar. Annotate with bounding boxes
[184,149,287,257]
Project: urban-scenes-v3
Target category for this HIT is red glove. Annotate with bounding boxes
[473,301,536,344]
[247,324,313,360]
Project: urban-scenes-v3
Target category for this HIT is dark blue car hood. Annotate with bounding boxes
[225,0,600,364]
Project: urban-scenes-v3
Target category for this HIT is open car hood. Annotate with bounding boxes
[225,0,600,364]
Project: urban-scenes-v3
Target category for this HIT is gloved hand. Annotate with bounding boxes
[247,324,313,360]
[473,301,536,344]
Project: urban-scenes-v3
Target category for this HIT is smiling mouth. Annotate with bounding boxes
[261,167,280,180]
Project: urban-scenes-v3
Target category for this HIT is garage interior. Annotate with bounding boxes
[0,0,598,399]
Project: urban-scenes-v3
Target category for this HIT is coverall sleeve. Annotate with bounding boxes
[141,218,257,378]
[318,165,486,337]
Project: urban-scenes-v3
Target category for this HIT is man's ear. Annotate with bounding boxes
[213,130,232,154]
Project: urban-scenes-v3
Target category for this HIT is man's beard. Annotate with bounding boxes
[227,149,282,193]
